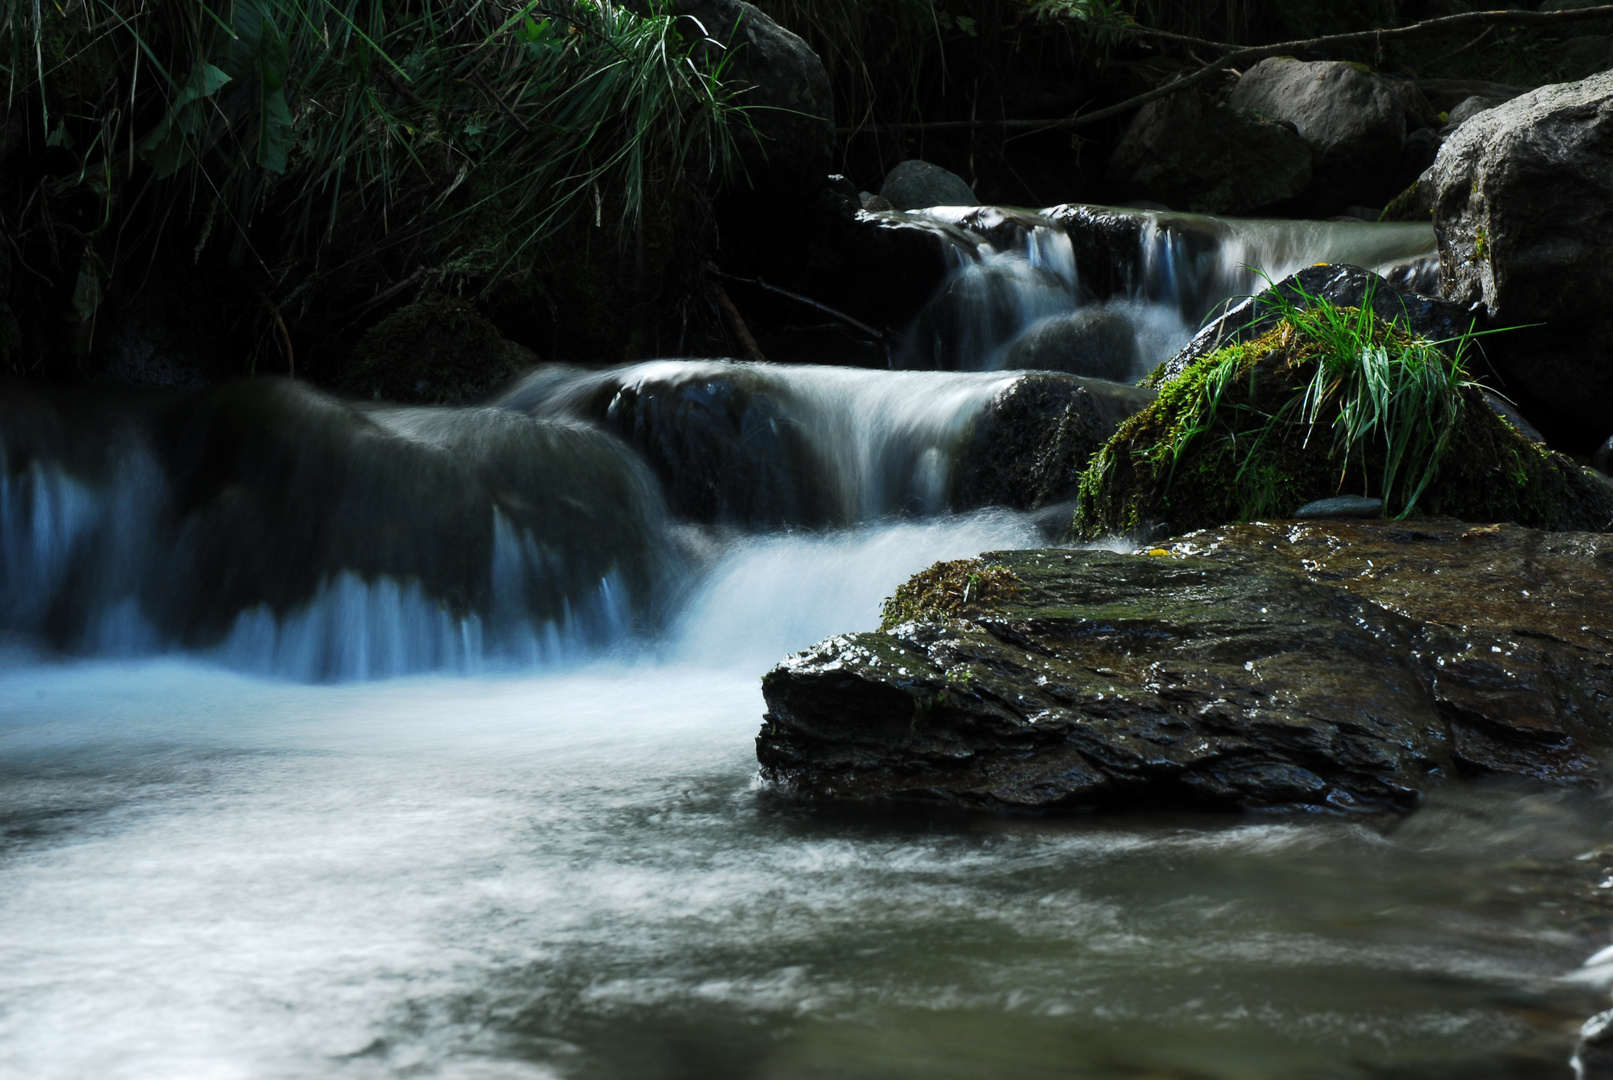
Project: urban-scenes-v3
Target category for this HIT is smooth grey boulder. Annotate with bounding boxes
[1417,78,1527,116]
[675,0,832,189]
[1107,90,1312,215]
[996,308,1141,382]
[1429,70,1613,431]
[1440,94,1507,135]
[879,160,978,210]
[1228,58,1419,208]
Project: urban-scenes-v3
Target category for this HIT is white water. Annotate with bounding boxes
[899,205,1439,378]
[1,204,1600,1080]
[4,553,1610,1079]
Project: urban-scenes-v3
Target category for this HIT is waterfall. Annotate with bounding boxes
[892,204,1439,376]
[0,380,670,680]
[0,203,1438,680]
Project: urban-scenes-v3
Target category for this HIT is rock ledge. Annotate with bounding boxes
[758,520,1613,813]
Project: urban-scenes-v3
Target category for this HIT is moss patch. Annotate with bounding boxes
[341,295,529,405]
[1379,180,1427,222]
[1071,314,1613,539]
[880,559,1021,630]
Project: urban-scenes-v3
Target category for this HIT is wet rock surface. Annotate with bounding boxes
[996,308,1140,381]
[757,519,1613,813]
[953,374,1153,512]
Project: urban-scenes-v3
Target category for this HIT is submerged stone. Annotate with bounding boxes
[757,519,1613,814]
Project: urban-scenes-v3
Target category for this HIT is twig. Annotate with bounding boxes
[258,291,295,379]
[470,71,533,136]
[707,261,888,345]
[1055,6,1613,131]
[335,264,427,336]
[710,279,766,364]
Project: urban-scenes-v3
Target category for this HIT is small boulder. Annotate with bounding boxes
[675,0,833,190]
[1417,78,1527,116]
[1107,90,1312,215]
[342,295,531,405]
[1228,58,1419,209]
[996,308,1141,382]
[878,160,978,210]
[1428,70,1613,433]
[1439,93,1508,136]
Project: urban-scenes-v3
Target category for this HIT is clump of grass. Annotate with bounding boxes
[880,558,1020,630]
[1070,278,1613,538]
[0,0,745,358]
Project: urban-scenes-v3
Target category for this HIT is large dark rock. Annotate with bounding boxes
[997,309,1141,381]
[1042,204,1147,300]
[1428,70,1613,435]
[757,519,1613,813]
[1107,90,1312,215]
[675,0,833,190]
[878,160,978,210]
[953,374,1153,512]
[1228,59,1428,209]
[1159,263,1475,383]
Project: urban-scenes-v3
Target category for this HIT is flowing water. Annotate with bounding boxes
[4,207,1610,1079]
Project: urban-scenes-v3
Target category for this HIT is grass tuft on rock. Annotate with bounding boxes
[1072,297,1613,539]
[880,559,1020,630]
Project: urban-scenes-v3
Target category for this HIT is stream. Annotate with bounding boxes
[4,207,1611,1079]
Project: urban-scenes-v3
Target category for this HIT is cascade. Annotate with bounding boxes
[895,204,1438,376]
[0,205,1441,679]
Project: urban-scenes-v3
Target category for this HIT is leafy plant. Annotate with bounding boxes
[0,0,746,344]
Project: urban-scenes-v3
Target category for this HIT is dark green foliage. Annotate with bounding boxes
[0,0,742,377]
[341,294,527,405]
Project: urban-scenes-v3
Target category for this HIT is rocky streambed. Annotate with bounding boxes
[758,518,1613,814]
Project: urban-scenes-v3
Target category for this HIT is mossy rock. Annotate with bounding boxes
[879,559,1021,630]
[342,294,530,405]
[1071,314,1613,540]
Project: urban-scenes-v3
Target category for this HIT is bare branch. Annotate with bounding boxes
[836,6,1613,139]
[1060,6,1613,131]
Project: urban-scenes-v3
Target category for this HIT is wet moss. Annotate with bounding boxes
[1071,315,1613,539]
[1379,180,1428,222]
[341,294,529,405]
[880,559,1021,630]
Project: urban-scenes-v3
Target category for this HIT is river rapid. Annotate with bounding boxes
[4,207,1612,1079]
